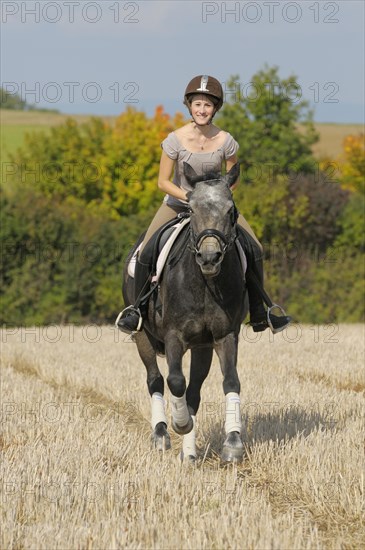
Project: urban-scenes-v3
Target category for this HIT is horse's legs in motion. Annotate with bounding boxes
[180,347,213,460]
[135,331,171,451]
[165,333,193,435]
[214,333,244,462]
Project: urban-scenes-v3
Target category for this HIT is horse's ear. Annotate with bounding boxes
[183,162,199,186]
[225,162,240,188]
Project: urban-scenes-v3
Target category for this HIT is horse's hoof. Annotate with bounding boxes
[221,446,244,463]
[151,422,171,451]
[180,451,196,464]
[221,432,244,463]
[172,415,194,435]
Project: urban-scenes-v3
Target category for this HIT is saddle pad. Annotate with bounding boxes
[128,243,142,278]
[152,217,191,283]
[127,218,190,279]
[236,240,247,275]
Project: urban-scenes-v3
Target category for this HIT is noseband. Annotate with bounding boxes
[191,228,232,255]
[189,204,238,257]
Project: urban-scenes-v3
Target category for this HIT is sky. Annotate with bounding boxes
[1,0,364,123]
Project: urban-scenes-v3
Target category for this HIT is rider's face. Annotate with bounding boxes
[190,95,215,125]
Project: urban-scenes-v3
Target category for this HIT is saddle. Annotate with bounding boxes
[128,214,191,282]
[129,214,247,311]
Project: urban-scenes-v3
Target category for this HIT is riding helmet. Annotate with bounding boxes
[183,75,224,111]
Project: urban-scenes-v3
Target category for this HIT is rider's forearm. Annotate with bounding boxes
[158,179,189,202]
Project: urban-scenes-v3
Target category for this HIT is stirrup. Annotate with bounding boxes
[267,304,288,334]
[115,305,143,332]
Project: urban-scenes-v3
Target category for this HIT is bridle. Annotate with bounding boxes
[189,204,239,258]
[190,228,234,256]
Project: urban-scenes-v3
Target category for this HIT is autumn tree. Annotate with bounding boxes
[334,133,365,253]
[338,133,365,194]
[5,106,185,218]
[2,87,363,324]
[217,66,319,180]
[1,106,186,324]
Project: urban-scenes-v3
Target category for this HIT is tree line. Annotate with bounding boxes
[0,86,59,112]
[1,67,364,326]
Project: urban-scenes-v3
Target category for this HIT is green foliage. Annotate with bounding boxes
[1,105,186,325]
[267,252,364,323]
[235,172,348,257]
[0,187,153,325]
[6,117,109,204]
[217,66,319,180]
[1,66,363,325]
[1,125,49,165]
[334,192,365,252]
[6,107,184,219]
[218,66,363,322]
[237,168,357,323]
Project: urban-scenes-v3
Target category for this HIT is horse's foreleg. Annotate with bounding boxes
[180,347,213,460]
[165,333,193,435]
[214,333,244,462]
[134,331,171,450]
[186,347,213,415]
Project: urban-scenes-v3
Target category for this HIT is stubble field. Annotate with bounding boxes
[1,324,364,549]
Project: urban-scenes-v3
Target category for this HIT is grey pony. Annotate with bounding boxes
[122,162,247,461]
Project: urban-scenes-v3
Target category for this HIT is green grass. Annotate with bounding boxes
[0,109,116,163]
[1,125,51,162]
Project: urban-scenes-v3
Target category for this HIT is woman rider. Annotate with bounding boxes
[117,75,291,334]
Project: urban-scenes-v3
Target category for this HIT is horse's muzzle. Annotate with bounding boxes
[196,247,223,277]
[200,263,222,278]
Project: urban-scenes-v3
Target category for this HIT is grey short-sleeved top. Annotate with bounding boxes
[161,131,239,208]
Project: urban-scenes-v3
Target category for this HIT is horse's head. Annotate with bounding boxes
[184,162,240,278]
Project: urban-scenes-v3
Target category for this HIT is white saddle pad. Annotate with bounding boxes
[152,217,191,282]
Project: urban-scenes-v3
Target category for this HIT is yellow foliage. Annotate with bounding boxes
[336,133,365,194]
[100,106,187,216]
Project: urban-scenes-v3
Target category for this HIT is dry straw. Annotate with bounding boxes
[1,324,364,549]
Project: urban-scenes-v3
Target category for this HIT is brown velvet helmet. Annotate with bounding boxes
[183,75,224,111]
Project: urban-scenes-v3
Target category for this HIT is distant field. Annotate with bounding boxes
[1,125,49,162]
[1,108,363,163]
[0,110,116,163]
[309,122,364,159]
[1,324,364,549]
